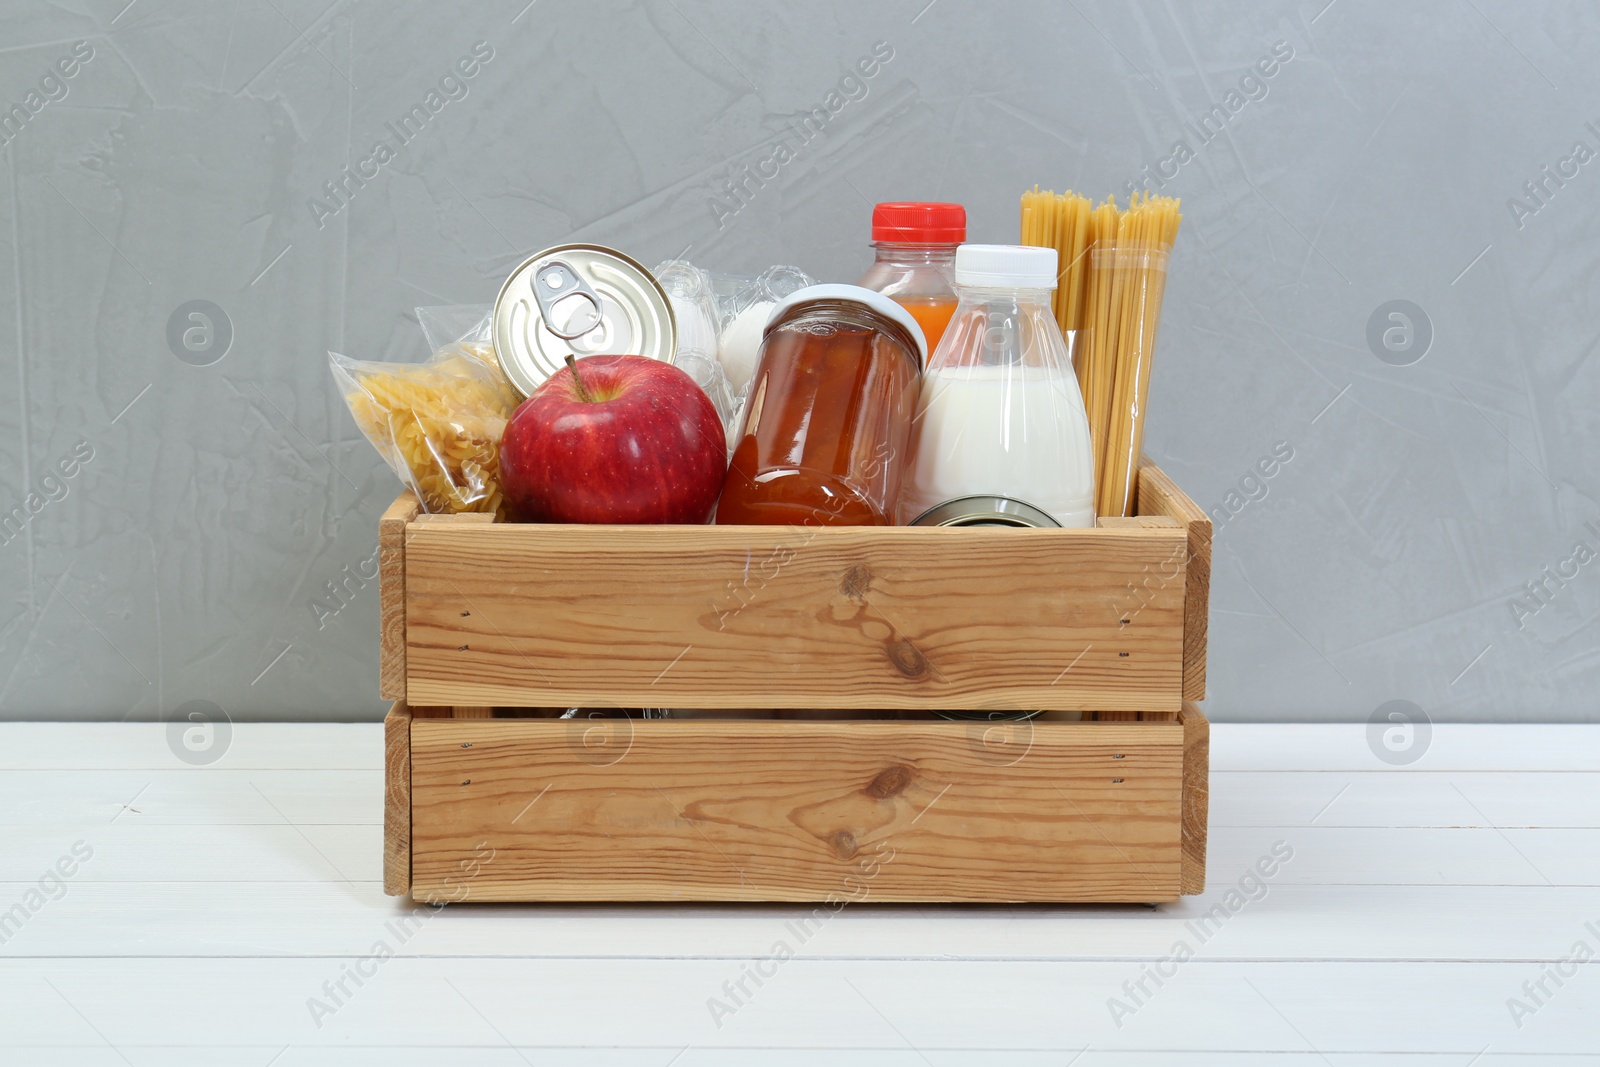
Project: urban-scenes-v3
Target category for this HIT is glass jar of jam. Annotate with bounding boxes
[716,284,927,526]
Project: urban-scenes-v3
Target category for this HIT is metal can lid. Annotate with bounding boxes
[491,244,677,397]
[909,496,1062,528]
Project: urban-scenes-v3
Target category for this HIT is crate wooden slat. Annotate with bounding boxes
[403,520,1188,712]
[382,704,1210,901]
[387,707,1208,904]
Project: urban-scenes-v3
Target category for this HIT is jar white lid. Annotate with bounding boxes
[954,244,1058,289]
[765,283,928,367]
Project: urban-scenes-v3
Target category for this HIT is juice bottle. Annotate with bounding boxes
[857,202,964,354]
[716,285,926,526]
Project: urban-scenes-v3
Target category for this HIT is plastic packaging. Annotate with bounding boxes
[652,260,720,357]
[857,202,964,353]
[713,265,815,395]
[417,305,495,354]
[1091,242,1173,518]
[332,312,519,517]
[897,244,1096,528]
[1034,191,1180,517]
[717,284,925,527]
[652,260,740,441]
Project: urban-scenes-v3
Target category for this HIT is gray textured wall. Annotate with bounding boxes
[1,0,1595,722]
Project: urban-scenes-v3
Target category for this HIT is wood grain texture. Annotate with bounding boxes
[383,701,411,897]
[1137,459,1211,702]
[413,513,496,524]
[403,522,1187,711]
[410,717,1185,903]
[378,492,420,701]
[1180,701,1210,895]
[1096,516,1183,530]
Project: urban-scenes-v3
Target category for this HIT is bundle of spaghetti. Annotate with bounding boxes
[1078,196,1123,488]
[1098,192,1181,517]
[1019,187,1093,335]
[1019,190,1053,317]
[337,342,519,518]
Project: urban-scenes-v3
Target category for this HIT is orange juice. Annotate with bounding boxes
[896,297,958,354]
[857,203,965,356]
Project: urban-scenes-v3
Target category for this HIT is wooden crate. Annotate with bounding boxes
[381,458,1211,903]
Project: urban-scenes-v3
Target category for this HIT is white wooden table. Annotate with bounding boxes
[2,722,1596,1065]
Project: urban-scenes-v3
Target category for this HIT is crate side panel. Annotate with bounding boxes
[410,719,1184,903]
[403,524,1187,711]
[378,492,420,702]
[1180,701,1210,895]
[1137,460,1210,702]
[383,701,412,897]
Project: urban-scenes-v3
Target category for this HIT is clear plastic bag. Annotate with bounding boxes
[417,305,495,354]
[331,312,519,517]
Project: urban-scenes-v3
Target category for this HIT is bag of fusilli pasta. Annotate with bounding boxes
[331,323,520,518]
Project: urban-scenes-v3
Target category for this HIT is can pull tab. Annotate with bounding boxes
[532,259,604,340]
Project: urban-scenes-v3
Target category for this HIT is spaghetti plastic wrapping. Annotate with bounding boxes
[1095,240,1172,517]
[1023,189,1181,517]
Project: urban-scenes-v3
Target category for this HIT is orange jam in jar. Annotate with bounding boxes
[716,285,926,526]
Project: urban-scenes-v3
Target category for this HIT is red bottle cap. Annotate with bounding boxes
[871,202,966,245]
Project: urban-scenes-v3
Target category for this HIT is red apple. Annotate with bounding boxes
[500,354,726,524]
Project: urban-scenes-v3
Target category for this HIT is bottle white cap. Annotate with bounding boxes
[954,244,1058,289]
[765,283,929,367]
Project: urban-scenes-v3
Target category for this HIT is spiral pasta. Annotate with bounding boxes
[336,342,519,518]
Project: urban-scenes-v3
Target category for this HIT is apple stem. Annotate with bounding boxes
[564,354,595,403]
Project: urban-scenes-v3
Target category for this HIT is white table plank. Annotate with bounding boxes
[1212,771,1600,828]
[0,824,377,883]
[1210,826,1600,886]
[0,724,376,770]
[1211,724,1600,771]
[0,769,381,826]
[2,958,1596,1056]
[2,881,1599,965]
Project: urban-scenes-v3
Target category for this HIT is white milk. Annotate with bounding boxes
[899,363,1096,527]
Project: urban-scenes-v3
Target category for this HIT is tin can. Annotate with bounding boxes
[909,496,1061,528]
[491,244,677,397]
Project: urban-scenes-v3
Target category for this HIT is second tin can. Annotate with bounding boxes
[910,496,1061,528]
